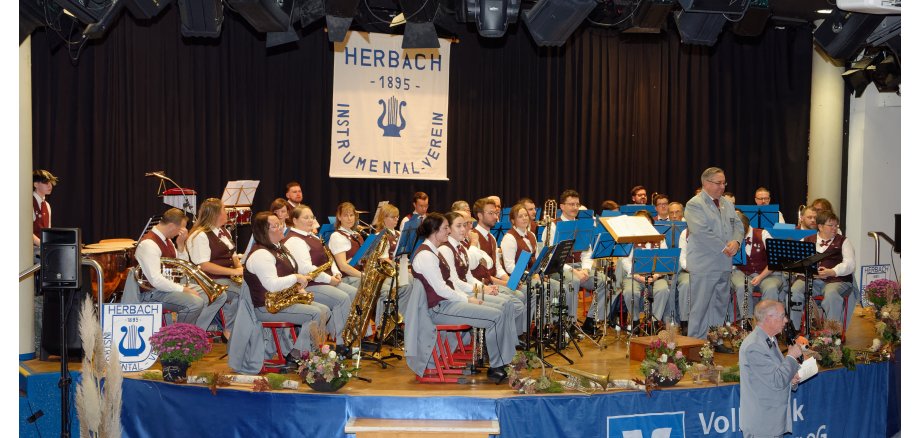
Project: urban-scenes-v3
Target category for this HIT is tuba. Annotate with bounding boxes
[135,257,228,303]
[264,283,314,314]
[340,233,397,348]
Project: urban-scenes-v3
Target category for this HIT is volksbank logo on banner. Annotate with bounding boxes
[102,303,163,372]
[330,31,451,180]
[608,412,685,438]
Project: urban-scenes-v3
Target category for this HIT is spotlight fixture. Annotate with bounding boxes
[457,0,521,38]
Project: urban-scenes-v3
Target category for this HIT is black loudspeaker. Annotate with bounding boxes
[814,9,884,61]
[126,0,173,19]
[674,10,726,46]
[523,0,596,47]
[227,0,295,33]
[325,0,361,42]
[623,0,674,33]
[40,288,88,361]
[678,0,749,14]
[41,229,81,289]
[458,0,521,38]
[732,5,771,37]
[178,0,224,37]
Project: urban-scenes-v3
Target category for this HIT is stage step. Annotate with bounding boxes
[344,418,500,437]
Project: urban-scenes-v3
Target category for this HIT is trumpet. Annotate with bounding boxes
[553,366,610,394]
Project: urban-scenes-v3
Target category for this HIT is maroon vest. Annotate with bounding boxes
[244,243,298,308]
[508,228,537,269]
[470,229,497,284]
[529,221,538,236]
[336,230,364,262]
[804,234,852,283]
[441,241,471,279]
[412,245,455,308]
[33,197,49,237]
[283,232,334,286]
[202,229,235,279]
[141,231,177,258]
[554,218,583,263]
[740,228,768,276]
[385,230,399,259]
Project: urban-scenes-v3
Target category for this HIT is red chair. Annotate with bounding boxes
[261,322,299,373]
[416,324,474,383]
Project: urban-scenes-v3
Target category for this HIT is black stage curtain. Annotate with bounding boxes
[31,7,813,243]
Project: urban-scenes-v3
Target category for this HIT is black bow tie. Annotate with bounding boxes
[766,338,775,349]
[819,239,831,248]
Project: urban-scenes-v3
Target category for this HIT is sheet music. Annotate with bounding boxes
[797,357,818,383]
[600,216,663,244]
[222,180,260,206]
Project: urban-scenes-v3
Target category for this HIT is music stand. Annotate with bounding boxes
[588,228,632,346]
[520,246,549,351]
[765,239,829,341]
[319,224,335,243]
[536,239,577,365]
[395,217,422,259]
[631,248,680,337]
[732,245,751,330]
[654,221,688,249]
[489,219,512,245]
[136,215,162,243]
[619,205,657,216]
[736,204,780,229]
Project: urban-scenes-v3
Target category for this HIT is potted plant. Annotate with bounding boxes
[865,279,900,312]
[296,322,358,392]
[149,323,212,383]
[639,338,690,387]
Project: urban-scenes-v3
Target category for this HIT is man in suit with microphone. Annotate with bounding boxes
[740,299,802,438]
[685,167,744,339]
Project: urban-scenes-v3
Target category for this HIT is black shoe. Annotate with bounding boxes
[487,366,508,384]
[284,352,303,370]
[713,343,734,354]
[581,317,597,335]
[335,344,352,358]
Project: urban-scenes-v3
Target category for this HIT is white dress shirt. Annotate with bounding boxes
[438,236,484,294]
[135,228,188,293]
[285,228,342,283]
[500,226,536,274]
[245,245,298,291]
[812,235,856,277]
[413,239,467,302]
[474,224,508,278]
[187,228,235,265]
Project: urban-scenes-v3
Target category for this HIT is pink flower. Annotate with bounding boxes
[321,344,331,354]
[675,351,684,359]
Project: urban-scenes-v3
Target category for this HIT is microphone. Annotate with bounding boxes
[145,171,165,177]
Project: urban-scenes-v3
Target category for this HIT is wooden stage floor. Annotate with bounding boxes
[23,306,881,398]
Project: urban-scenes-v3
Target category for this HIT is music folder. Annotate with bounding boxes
[506,251,532,290]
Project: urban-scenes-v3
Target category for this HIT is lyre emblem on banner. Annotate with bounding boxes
[118,324,147,357]
[377,96,407,137]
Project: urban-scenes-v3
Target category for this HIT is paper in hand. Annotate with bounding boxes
[797,357,818,383]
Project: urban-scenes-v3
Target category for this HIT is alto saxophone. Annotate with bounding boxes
[264,283,314,314]
[135,257,228,303]
[306,243,335,282]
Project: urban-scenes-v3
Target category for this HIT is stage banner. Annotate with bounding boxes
[330,31,451,180]
[497,363,889,437]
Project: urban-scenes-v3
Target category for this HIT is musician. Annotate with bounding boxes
[399,191,429,231]
[187,198,243,339]
[730,213,785,321]
[412,213,517,383]
[284,205,355,346]
[442,211,525,334]
[789,211,855,330]
[243,198,291,261]
[284,181,303,219]
[329,202,365,289]
[601,200,619,212]
[668,202,684,221]
[724,192,736,205]
[450,200,470,214]
[470,197,510,287]
[652,194,670,221]
[32,169,58,247]
[630,186,648,204]
[245,211,330,365]
[754,187,786,224]
[371,203,412,334]
[542,190,609,332]
[810,198,835,215]
[797,206,817,230]
[619,210,672,326]
[135,208,227,330]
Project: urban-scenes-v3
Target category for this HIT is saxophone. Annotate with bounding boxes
[340,234,396,348]
[135,257,228,303]
[264,283,314,314]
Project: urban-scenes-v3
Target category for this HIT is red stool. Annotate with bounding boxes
[261,322,299,373]
[416,324,473,383]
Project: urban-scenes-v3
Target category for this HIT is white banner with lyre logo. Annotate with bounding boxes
[330,31,451,180]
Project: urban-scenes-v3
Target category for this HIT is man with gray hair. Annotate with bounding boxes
[685,167,744,338]
[739,299,802,437]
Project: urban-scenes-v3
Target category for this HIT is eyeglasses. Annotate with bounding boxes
[269,223,284,230]
[706,180,728,187]
[820,223,840,229]
[563,202,581,207]
[755,197,770,202]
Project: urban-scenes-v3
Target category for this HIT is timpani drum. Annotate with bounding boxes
[226,207,252,225]
[82,240,137,302]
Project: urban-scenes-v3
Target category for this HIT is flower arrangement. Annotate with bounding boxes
[869,302,900,357]
[149,323,212,364]
[807,324,855,370]
[639,338,690,385]
[297,322,357,391]
[864,279,900,309]
[507,351,563,394]
[698,342,715,365]
[706,324,749,352]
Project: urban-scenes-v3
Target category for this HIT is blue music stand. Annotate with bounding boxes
[349,231,381,268]
[395,216,422,258]
[653,221,687,249]
[576,210,595,220]
[733,245,748,266]
[592,227,632,258]
[619,205,657,216]
[327,216,336,225]
[506,251,532,290]
[553,220,595,254]
[736,204,781,229]
[500,207,510,222]
[632,248,681,335]
[319,223,335,243]
[767,228,816,241]
[490,219,512,244]
[600,210,622,218]
[536,225,546,242]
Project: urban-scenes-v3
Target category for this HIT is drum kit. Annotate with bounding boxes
[81,238,137,302]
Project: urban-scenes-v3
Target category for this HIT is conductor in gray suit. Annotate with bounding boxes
[685,167,744,339]
[740,300,802,437]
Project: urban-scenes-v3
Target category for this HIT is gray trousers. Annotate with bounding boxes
[140,284,227,331]
[688,271,732,339]
[254,302,330,354]
[566,270,611,320]
[305,284,351,345]
[428,299,517,368]
[789,279,854,330]
[622,277,671,322]
[675,272,691,322]
[376,277,411,329]
[730,271,785,320]
[213,278,241,333]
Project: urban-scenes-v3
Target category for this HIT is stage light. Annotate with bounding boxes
[82,0,125,39]
[674,9,726,46]
[620,0,676,34]
[732,0,770,37]
[228,0,298,33]
[53,0,108,24]
[678,0,750,14]
[177,0,224,37]
[457,0,521,38]
[523,0,596,47]
[398,0,442,48]
[126,0,172,19]
[325,0,361,42]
